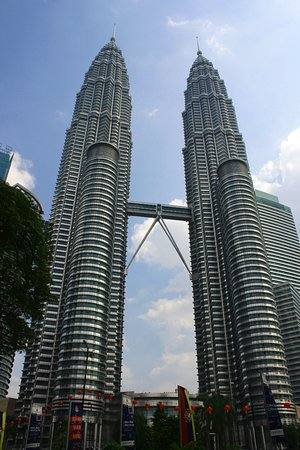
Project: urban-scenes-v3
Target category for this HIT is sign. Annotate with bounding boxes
[68,402,83,450]
[26,404,43,449]
[121,395,134,447]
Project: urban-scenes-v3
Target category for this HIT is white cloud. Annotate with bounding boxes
[139,294,197,392]
[122,364,135,391]
[149,351,197,392]
[166,16,212,31]
[147,108,159,117]
[55,110,67,121]
[206,35,231,55]
[253,126,300,228]
[130,199,190,270]
[7,152,35,190]
[166,17,191,28]
[140,296,193,331]
[166,16,233,55]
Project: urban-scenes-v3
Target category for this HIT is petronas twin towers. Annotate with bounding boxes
[18,36,294,446]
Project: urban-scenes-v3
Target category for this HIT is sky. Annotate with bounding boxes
[3,0,300,397]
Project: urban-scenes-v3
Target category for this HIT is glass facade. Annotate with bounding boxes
[256,191,300,404]
[17,37,132,447]
[182,50,293,422]
[0,148,13,181]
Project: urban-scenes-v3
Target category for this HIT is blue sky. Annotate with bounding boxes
[3,0,300,396]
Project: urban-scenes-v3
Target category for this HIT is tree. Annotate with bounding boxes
[283,424,300,450]
[0,181,53,355]
[134,411,152,450]
[151,407,180,450]
[103,442,123,450]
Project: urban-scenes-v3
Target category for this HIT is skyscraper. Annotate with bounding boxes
[256,190,300,292]
[0,144,13,181]
[0,145,14,400]
[182,49,293,426]
[274,283,300,404]
[17,36,132,447]
[17,37,296,449]
[256,190,300,404]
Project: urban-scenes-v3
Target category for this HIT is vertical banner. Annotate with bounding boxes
[67,402,83,450]
[0,411,6,450]
[261,374,285,440]
[26,404,43,449]
[121,395,134,447]
[178,385,196,447]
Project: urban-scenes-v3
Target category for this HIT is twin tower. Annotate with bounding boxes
[18,37,294,445]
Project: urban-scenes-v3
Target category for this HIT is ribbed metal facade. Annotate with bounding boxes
[183,50,293,421]
[17,37,132,447]
[0,354,13,399]
[275,283,300,404]
[256,191,300,404]
[256,190,300,292]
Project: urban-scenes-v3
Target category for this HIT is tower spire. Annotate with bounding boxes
[111,23,116,41]
[196,36,201,55]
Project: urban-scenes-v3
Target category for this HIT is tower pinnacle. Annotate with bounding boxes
[111,23,116,41]
[196,36,201,55]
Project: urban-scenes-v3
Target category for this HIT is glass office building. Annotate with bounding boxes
[256,190,300,404]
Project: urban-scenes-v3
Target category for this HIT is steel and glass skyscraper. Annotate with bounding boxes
[17,38,295,448]
[182,49,293,424]
[17,36,132,447]
[256,190,300,404]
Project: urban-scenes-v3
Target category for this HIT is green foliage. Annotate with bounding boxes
[151,408,180,450]
[134,395,241,450]
[134,407,179,450]
[134,411,153,450]
[0,181,53,354]
[283,424,300,450]
[103,442,123,450]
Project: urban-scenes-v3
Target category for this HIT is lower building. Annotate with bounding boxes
[130,390,200,425]
[274,283,300,405]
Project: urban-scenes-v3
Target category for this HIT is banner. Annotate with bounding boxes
[261,374,285,440]
[26,404,43,449]
[121,395,134,447]
[67,402,83,450]
[0,411,6,450]
[178,385,196,447]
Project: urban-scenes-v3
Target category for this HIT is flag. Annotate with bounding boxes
[261,373,285,442]
[178,385,196,447]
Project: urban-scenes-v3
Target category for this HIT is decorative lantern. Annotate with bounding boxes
[157,402,165,410]
[224,404,232,414]
[206,405,213,414]
[242,404,250,414]
[283,401,291,408]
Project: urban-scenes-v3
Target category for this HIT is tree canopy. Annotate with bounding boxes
[0,181,53,355]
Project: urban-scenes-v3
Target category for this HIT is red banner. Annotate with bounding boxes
[178,385,196,447]
[68,402,83,450]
